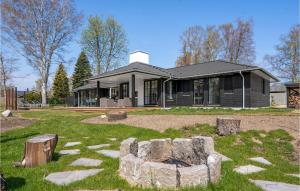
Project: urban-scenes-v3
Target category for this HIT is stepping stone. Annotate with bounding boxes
[64,142,81,147]
[70,158,102,167]
[96,150,119,158]
[287,173,300,178]
[87,144,111,150]
[59,149,80,155]
[250,179,300,191]
[108,138,117,141]
[45,169,103,185]
[249,157,272,165]
[214,152,232,161]
[234,165,265,174]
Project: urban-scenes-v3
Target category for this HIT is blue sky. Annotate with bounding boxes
[12,0,299,90]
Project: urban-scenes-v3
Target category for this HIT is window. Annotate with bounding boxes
[209,78,220,105]
[194,79,205,105]
[261,79,265,94]
[120,83,129,98]
[224,76,233,92]
[178,80,190,92]
[144,80,158,105]
[167,81,173,99]
[111,87,119,99]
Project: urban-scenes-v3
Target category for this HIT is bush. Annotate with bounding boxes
[24,91,41,103]
[48,97,65,105]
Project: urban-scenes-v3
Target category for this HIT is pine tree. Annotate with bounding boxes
[53,63,69,99]
[72,51,92,89]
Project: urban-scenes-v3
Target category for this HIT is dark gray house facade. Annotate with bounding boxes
[73,51,278,108]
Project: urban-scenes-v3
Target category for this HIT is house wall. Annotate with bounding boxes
[249,73,270,107]
[270,92,287,107]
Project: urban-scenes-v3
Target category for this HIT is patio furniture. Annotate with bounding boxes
[100,98,117,107]
[117,98,132,107]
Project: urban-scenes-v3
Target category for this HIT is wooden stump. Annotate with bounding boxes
[107,111,127,122]
[216,118,241,136]
[22,134,58,167]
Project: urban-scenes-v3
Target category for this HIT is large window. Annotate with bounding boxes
[209,78,220,105]
[144,80,158,105]
[224,76,233,93]
[194,79,205,105]
[120,83,129,98]
[111,87,119,99]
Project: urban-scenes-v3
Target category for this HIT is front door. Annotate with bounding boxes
[144,80,158,105]
[194,79,205,105]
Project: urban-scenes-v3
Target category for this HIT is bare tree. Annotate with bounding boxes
[219,19,255,64]
[203,26,222,61]
[264,25,300,82]
[81,16,128,74]
[1,0,82,104]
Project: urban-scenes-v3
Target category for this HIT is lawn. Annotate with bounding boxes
[131,107,296,115]
[1,109,299,191]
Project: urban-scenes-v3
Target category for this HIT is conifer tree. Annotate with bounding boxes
[53,63,69,99]
[72,51,92,89]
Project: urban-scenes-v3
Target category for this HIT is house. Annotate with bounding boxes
[73,51,278,108]
[270,82,299,108]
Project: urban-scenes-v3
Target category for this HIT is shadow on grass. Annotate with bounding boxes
[0,132,39,143]
[6,176,26,190]
[52,152,61,161]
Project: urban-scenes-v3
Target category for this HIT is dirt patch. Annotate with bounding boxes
[1,117,36,132]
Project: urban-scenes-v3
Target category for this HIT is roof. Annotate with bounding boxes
[270,83,286,92]
[73,83,97,92]
[86,60,278,82]
[284,82,300,88]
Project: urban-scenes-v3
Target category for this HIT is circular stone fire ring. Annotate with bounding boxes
[119,137,221,188]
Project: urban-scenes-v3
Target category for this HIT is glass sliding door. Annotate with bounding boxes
[144,80,158,105]
[208,78,220,105]
[194,79,205,105]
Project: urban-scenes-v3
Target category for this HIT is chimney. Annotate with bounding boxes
[129,51,149,64]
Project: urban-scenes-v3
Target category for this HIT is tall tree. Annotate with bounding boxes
[219,19,255,64]
[53,63,69,99]
[72,51,92,89]
[1,0,82,104]
[81,16,128,74]
[264,25,300,82]
[203,26,222,61]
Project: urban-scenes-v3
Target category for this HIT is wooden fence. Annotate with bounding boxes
[5,87,17,110]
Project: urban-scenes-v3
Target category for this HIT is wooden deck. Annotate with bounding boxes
[65,106,160,113]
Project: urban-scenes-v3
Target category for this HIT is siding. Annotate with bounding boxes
[249,73,270,107]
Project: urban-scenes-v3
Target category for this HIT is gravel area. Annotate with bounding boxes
[82,115,300,139]
[0,117,36,132]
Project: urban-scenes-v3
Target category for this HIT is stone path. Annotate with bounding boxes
[214,152,232,161]
[250,179,300,191]
[59,149,80,155]
[87,144,111,150]
[96,150,119,158]
[249,157,272,165]
[64,142,81,147]
[287,173,300,178]
[45,169,103,185]
[70,158,102,167]
[234,165,265,174]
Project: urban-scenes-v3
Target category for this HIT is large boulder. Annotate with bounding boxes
[137,141,152,161]
[178,164,208,187]
[1,110,12,117]
[149,138,172,162]
[119,154,144,185]
[216,118,241,136]
[207,153,222,183]
[120,138,138,157]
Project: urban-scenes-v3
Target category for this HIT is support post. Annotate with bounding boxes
[239,71,245,108]
[131,74,136,107]
[97,81,100,107]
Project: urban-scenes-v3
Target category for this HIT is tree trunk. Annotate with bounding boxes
[41,81,47,104]
[22,134,58,167]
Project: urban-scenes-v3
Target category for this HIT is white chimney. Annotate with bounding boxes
[129,51,149,64]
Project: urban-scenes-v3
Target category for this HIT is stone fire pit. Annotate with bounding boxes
[119,137,221,188]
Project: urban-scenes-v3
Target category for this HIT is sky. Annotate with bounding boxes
[11,0,299,90]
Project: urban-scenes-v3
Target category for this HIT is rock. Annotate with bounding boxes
[249,157,272,165]
[214,152,232,161]
[172,138,194,165]
[64,142,81,147]
[149,138,172,162]
[96,150,119,158]
[233,165,265,174]
[193,136,215,154]
[45,169,103,185]
[249,179,300,191]
[70,158,102,167]
[59,149,80,155]
[87,144,110,150]
[1,110,12,117]
[139,161,177,188]
[120,138,138,157]
[137,141,152,161]
[207,153,222,183]
[107,111,127,121]
[178,165,208,187]
[286,173,300,178]
[216,118,241,136]
[119,154,144,185]
[100,114,107,119]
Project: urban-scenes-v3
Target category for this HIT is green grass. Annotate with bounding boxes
[1,109,299,191]
[131,107,296,115]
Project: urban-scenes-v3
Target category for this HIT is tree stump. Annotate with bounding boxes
[216,118,241,136]
[107,111,127,122]
[22,134,58,167]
